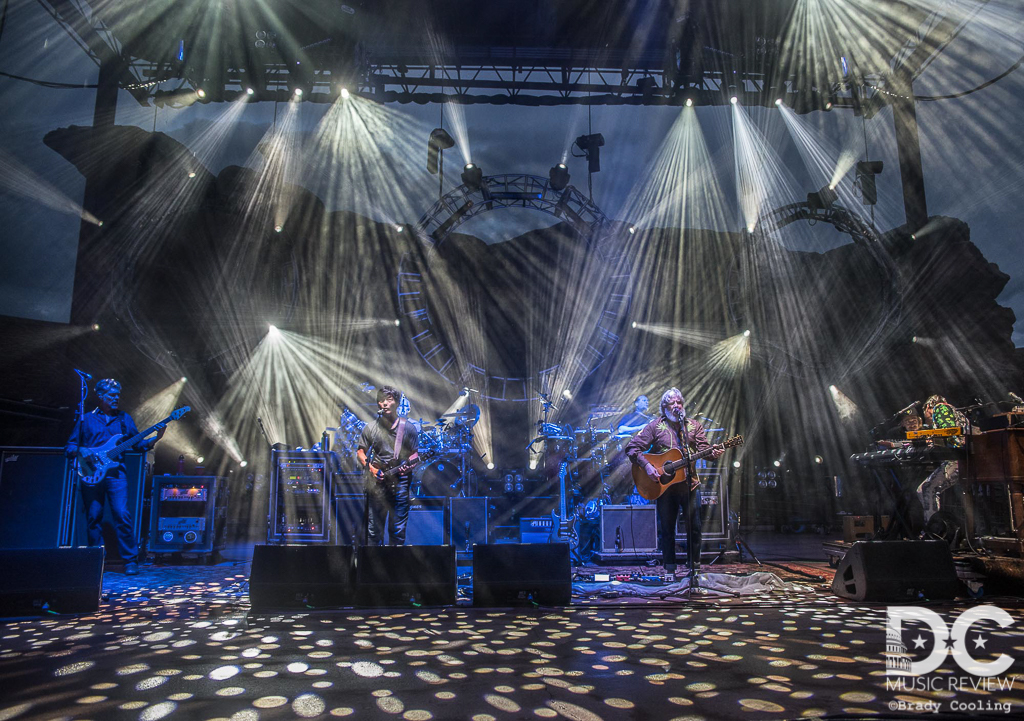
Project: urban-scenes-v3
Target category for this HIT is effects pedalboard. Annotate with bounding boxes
[574,572,676,585]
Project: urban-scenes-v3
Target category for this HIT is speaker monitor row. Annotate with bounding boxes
[831,540,960,602]
[0,547,104,615]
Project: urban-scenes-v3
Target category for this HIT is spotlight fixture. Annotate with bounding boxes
[856,160,884,205]
[461,163,484,192]
[807,184,838,212]
[340,87,350,99]
[730,96,738,104]
[814,455,823,464]
[562,389,572,400]
[628,226,636,234]
[91,323,100,331]
[97,220,104,227]
[774,98,783,106]
[197,456,204,464]
[743,329,751,337]
[240,460,248,468]
[246,87,255,96]
[549,163,570,191]
[487,462,495,470]
[196,88,206,99]
[427,128,455,174]
[180,376,187,383]
[574,133,605,173]
[529,459,538,470]
[732,460,741,468]
[773,459,782,467]
[274,224,283,233]
[824,101,833,111]
[394,319,400,327]
[685,98,693,107]
[268,324,280,337]
[293,87,303,97]
[188,171,196,178]
[631,321,637,329]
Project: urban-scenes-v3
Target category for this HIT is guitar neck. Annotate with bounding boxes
[109,420,163,458]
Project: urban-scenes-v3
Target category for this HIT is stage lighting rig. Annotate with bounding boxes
[856,161,883,205]
[549,163,570,191]
[427,128,455,174]
[574,133,605,174]
[806,185,838,212]
[461,163,484,191]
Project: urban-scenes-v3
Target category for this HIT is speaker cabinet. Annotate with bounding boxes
[0,547,104,614]
[0,447,75,548]
[831,540,960,602]
[333,494,365,546]
[249,545,355,609]
[600,505,657,553]
[472,543,571,607]
[355,545,456,607]
[408,500,446,545]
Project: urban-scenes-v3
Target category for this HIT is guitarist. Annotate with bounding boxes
[357,385,420,546]
[64,379,166,575]
[625,388,722,577]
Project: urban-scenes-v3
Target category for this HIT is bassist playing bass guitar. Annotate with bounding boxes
[357,385,420,546]
[65,378,166,576]
[625,388,723,577]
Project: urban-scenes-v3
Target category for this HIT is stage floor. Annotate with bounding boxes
[1,533,1023,720]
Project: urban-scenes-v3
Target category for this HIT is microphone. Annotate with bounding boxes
[895,400,919,416]
[1010,392,1024,405]
[462,387,480,394]
[74,368,92,379]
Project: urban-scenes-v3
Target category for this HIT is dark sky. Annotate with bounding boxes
[2,1,1023,344]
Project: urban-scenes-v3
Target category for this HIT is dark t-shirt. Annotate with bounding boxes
[358,417,419,468]
[617,411,652,432]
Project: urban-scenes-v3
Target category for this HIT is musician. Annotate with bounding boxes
[357,385,420,545]
[617,395,652,436]
[877,411,923,449]
[917,395,966,524]
[65,379,166,575]
[625,389,723,575]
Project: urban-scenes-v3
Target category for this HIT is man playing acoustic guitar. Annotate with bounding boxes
[625,388,723,577]
[357,385,420,546]
[65,378,166,575]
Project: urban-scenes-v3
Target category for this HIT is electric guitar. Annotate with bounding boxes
[76,406,191,486]
[548,459,579,549]
[632,435,744,501]
[366,447,434,484]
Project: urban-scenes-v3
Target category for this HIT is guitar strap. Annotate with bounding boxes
[393,418,407,461]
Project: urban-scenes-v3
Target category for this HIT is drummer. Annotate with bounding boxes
[616,395,653,436]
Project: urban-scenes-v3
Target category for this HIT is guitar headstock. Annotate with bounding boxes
[724,435,744,448]
[170,406,191,421]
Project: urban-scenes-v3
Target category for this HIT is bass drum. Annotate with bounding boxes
[412,458,461,498]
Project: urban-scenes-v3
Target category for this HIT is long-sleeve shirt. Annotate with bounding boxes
[65,408,154,472]
[625,415,713,465]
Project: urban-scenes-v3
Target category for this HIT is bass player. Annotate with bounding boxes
[625,388,722,577]
[357,385,420,546]
[65,378,166,575]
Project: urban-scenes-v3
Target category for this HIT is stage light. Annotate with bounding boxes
[274,224,283,233]
[562,389,572,400]
[487,462,495,470]
[395,225,404,232]
[246,87,255,96]
[912,336,918,343]
[856,160,884,206]
[188,171,196,178]
[685,98,693,107]
[293,87,303,97]
[196,88,206,99]
[814,455,823,464]
[394,319,400,327]
[574,133,605,173]
[92,323,100,331]
[427,128,456,174]
[824,101,833,111]
[461,163,484,191]
[743,329,751,337]
[97,220,103,227]
[628,226,636,234]
[197,456,204,464]
[180,377,187,383]
[549,163,570,191]
[773,459,782,467]
[268,324,280,338]
[807,185,838,211]
[340,87,350,99]
[732,460,741,468]
[240,460,248,467]
[529,459,538,470]
[775,98,783,106]
[730,96,738,104]
[631,321,637,329]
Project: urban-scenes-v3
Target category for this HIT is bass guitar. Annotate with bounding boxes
[76,406,191,486]
[632,435,744,501]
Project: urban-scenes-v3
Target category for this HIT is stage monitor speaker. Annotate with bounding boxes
[472,543,571,607]
[0,447,75,548]
[831,540,960,602]
[600,505,657,553]
[0,547,104,614]
[249,545,355,609]
[356,545,456,607]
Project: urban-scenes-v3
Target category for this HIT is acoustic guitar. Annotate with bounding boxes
[631,435,744,501]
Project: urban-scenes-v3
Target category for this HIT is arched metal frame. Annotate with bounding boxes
[729,201,903,379]
[397,174,631,402]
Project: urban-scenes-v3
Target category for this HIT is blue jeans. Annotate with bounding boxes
[367,477,410,546]
[657,483,703,568]
[81,473,138,563]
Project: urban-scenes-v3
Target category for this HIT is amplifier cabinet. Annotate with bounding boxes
[268,451,333,544]
[600,505,657,553]
[677,471,730,542]
[0,446,75,548]
[148,476,227,554]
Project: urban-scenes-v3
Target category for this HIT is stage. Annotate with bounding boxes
[2,536,1022,721]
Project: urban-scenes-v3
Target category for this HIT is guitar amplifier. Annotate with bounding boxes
[519,517,553,544]
[677,471,729,542]
[0,447,76,548]
[148,476,227,555]
[601,505,658,553]
[268,451,333,544]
